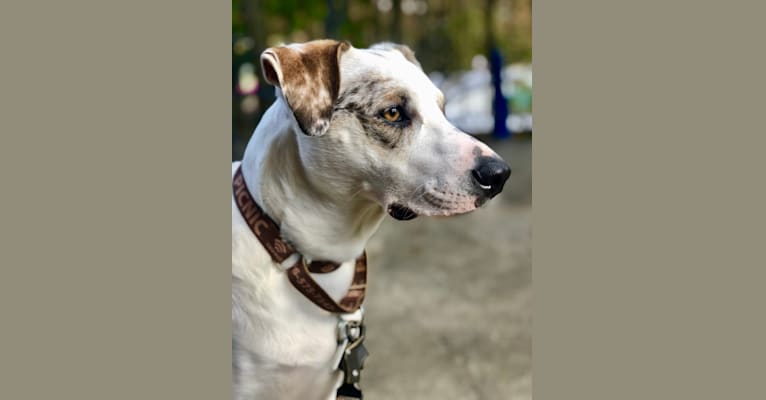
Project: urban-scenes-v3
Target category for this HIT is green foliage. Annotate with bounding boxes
[232,0,532,71]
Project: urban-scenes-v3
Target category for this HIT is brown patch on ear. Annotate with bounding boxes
[260,40,351,136]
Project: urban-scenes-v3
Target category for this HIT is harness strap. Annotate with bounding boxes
[233,165,369,398]
[286,253,367,314]
[232,165,366,313]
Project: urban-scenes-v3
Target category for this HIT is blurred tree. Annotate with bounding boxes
[391,0,402,42]
[235,0,530,71]
[325,0,348,39]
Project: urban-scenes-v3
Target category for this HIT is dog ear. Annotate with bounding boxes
[260,40,351,137]
[370,42,422,69]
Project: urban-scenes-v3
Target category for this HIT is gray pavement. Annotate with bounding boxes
[363,137,532,400]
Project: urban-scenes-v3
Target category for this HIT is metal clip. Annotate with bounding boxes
[336,307,364,344]
[340,321,368,385]
[335,309,367,398]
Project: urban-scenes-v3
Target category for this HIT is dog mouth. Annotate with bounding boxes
[386,187,482,220]
[387,204,418,221]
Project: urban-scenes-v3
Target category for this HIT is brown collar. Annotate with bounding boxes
[233,165,366,313]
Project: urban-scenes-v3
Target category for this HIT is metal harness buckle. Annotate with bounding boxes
[336,315,368,399]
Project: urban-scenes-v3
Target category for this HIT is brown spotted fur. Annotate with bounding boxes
[261,40,350,136]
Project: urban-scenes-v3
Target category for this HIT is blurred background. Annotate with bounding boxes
[233,1,531,398]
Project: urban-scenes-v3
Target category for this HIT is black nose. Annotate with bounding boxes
[471,158,511,198]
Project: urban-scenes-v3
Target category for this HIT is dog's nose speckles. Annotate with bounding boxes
[471,157,511,199]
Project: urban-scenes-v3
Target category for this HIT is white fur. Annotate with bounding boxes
[233,43,505,400]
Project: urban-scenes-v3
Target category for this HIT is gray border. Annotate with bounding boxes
[3,1,766,399]
[0,1,230,399]
[534,0,766,398]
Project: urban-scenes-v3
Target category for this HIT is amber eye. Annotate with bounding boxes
[381,106,403,122]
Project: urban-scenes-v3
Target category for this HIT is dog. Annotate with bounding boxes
[232,39,511,400]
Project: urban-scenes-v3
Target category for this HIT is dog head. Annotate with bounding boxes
[260,40,510,220]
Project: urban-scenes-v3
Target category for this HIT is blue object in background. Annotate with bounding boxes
[490,47,510,139]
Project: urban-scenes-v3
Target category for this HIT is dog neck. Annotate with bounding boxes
[241,100,385,264]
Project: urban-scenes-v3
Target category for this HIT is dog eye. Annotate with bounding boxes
[380,106,404,123]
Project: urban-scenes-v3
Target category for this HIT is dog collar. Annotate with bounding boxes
[232,165,367,314]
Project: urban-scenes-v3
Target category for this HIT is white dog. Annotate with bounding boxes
[232,39,510,400]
